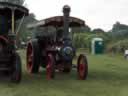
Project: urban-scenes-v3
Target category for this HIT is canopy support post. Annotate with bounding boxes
[16,14,25,48]
[16,14,25,35]
[11,8,17,49]
[11,9,15,34]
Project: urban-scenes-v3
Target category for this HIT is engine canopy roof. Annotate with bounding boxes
[28,16,85,29]
[0,2,29,19]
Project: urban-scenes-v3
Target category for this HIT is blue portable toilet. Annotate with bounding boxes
[91,37,104,54]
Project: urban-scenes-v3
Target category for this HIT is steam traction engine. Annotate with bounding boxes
[27,5,88,80]
[0,2,28,83]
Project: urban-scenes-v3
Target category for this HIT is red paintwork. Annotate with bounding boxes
[0,36,9,43]
[77,55,87,80]
[26,43,33,74]
[46,54,53,80]
[78,64,85,79]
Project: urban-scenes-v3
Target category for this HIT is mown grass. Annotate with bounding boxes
[0,49,128,96]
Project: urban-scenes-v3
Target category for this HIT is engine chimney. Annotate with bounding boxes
[63,5,71,39]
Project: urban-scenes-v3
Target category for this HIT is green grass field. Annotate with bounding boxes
[0,50,128,96]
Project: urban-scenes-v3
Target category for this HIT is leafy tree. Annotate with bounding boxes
[107,39,128,53]
[107,22,128,53]
[82,25,91,32]
[73,32,110,49]
[72,25,91,33]
[17,13,37,42]
[112,21,128,33]
[110,21,128,40]
[92,28,105,33]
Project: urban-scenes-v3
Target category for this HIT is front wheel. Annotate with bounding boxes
[77,54,88,80]
[46,53,55,80]
[11,53,22,83]
[26,40,40,74]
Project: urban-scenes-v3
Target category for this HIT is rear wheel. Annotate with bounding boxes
[77,54,88,80]
[26,39,40,74]
[11,53,22,83]
[46,53,55,79]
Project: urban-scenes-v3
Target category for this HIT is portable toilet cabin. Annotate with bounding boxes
[91,37,104,54]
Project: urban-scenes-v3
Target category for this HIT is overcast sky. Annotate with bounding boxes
[25,0,128,31]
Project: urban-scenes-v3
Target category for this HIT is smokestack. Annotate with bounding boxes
[63,5,71,39]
